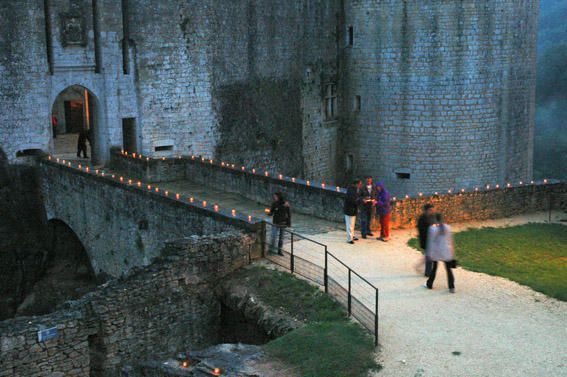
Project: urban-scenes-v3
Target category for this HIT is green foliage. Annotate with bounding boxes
[408,224,567,301]
[266,322,381,377]
[234,266,381,376]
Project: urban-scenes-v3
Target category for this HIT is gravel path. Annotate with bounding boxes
[301,212,567,377]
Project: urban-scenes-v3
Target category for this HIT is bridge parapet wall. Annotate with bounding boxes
[40,157,261,278]
[110,150,566,228]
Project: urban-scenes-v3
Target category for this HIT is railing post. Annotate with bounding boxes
[375,288,379,346]
[347,269,352,316]
[290,233,295,273]
[324,247,328,293]
[261,222,266,258]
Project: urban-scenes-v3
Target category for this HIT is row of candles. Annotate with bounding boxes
[47,155,258,224]
[118,150,346,193]
[117,150,551,202]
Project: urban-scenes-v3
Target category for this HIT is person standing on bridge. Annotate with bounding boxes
[77,128,90,159]
[267,192,291,255]
[424,214,456,293]
[344,179,363,244]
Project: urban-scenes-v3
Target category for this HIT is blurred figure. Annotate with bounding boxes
[417,204,435,276]
[344,179,363,244]
[360,176,376,238]
[77,128,89,158]
[425,214,456,293]
[51,115,58,139]
[375,181,391,241]
[267,192,291,255]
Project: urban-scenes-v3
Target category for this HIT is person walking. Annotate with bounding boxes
[344,179,363,244]
[360,176,376,239]
[77,129,89,158]
[424,214,456,293]
[375,181,392,241]
[267,192,291,255]
[417,204,435,276]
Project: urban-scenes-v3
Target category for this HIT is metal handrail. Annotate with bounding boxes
[262,221,379,346]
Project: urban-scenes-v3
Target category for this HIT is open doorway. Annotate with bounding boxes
[51,85,99,163]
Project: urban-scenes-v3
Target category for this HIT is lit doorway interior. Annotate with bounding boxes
[51,85,98,162]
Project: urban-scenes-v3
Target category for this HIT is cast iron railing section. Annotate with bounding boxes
[262,222,379,346]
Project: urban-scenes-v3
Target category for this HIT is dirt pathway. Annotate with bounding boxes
[301,212,567,377]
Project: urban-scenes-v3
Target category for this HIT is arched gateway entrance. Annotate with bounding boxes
[51,85,102,164]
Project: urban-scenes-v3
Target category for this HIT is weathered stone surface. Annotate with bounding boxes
[0,232,257,377]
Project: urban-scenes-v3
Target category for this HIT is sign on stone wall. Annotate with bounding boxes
[60,12,86,47]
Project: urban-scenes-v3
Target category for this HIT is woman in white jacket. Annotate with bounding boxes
[425,214,456,293]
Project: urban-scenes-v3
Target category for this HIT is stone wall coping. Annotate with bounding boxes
[109,148,563,204]
[41,156,262,232]
[110,148,347,196]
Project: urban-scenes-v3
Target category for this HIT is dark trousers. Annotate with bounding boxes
[426,261,455,289]
[269,225,285,255]
[77,143,87,158]
[425,257,433,277]
[360,208,372,236]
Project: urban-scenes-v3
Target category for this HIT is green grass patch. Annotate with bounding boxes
[233,266,381,377]
[408,223,567,301]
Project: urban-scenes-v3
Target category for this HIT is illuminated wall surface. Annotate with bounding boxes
[0,0,539,195]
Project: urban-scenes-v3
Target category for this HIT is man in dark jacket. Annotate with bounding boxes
[344,179,363,244]
[360,176,377,238]
[417,204,435,276]
[77,129,89,158]
[268,192,291,255]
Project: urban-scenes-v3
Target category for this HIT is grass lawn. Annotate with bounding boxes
[408,223,567,301]
[232,266,381,377]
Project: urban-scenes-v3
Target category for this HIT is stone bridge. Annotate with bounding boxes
[39,158,261,278]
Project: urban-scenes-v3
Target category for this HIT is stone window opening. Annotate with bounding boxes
[395,169,411,180]
[347,26,354,47]
[354,95,361,112]
[323,83,338,121]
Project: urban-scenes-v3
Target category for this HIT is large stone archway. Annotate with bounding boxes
[51,85,103,164]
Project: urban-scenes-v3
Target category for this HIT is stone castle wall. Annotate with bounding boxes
[0,232,257,377]
[341,0,539,194]
[108,151,565,228]
[0,1,539,194]
[40,158,261,278]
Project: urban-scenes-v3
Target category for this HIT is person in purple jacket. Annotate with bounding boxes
[375,181,391,241]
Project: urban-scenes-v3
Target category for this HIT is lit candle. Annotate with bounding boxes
[507,183,511,188]
[120,176,124,182]
[461,188,465,193]
[231,209,236,216]
[252,168,256,174]
[101,172,105,177]
[128,179,132,184]
[221,162,225,167]
[241,166,245,171]
[147,185,151,190]
[248,215,252,222]
[435,192,438,195]
[48,155,51,160]
[543,179,548,184]
[162,157,165,161]
[405,194,410,199]
[292,177,296,182]
[495,184,500,189]
[448,189,452,194]
[189,197,194,203]
[176,193,180,200]
[56,158,60,163]
[393,196,397,201]
[68,162,71,167]
[475,187,479,191]
[112,174,115,179]
[530,180,534,184]
[519,181,523,185]
[264,171,269,177]
[336,186,340,192]
[146,157,149,161]
[78,164,82,169]
[279,174,283,180]
[155,187,159,193]
[306,180,310,186]
[212,368,222,376]
[321,183,326,188]
[191,155,195,160]
[133,153,136,158]
[181,360,189,368]
[202,200,207,207]
[214,204,219,212]
[209,159,213,164]
[264,208,270,214]
[137,181,141,187]
[486,185,490,189]
[419,192,423,197]
[165,191,169,196]
[85,167,89,173]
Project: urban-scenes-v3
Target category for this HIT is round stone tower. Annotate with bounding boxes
[340,0,539,195]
